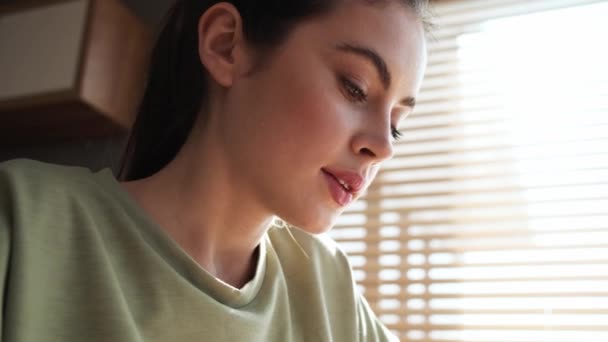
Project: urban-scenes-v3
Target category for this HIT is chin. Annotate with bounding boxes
[282,211,338,235]
[299,223,333,235]
[273,192,344,235]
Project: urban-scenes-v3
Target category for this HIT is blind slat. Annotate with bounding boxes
[333,228,608,243]
[389,323,608,331]
[362,292,608,300]
[359,276,608,285]
[346,244,608,256]
[355,260,608,272]
[378,308,608,315]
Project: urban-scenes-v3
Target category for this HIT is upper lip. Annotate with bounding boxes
[322,168,366,194]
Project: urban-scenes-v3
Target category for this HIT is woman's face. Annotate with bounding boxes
[217,1,427,233]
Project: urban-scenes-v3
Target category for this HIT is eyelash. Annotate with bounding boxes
[340,76,403,141]
[340,76,367,103]
[391,127,403,141]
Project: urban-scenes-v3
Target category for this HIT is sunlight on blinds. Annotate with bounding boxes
[328,1,608,341]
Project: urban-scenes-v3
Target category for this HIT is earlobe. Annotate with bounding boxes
[197,3,243,87]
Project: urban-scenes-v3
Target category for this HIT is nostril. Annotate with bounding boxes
[360,147,376,157]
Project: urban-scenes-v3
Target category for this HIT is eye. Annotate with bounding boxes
[340,76,367,103]
[391,126,403,141]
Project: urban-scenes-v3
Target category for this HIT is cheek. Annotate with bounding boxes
[286,93,344,143]
[257,71,353,165]
[297,72,357,138]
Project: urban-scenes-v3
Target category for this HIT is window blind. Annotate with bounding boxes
[327,1,608,341]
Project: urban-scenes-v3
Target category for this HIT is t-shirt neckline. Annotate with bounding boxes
[92,168,268,308]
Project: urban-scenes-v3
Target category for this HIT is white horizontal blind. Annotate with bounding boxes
[328,1,608,341]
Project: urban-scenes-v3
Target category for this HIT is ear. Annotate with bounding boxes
[197,3,245,87]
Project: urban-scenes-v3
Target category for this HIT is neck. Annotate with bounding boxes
[120,127,273,289]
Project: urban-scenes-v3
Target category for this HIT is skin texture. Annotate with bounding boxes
[121,1,427,288]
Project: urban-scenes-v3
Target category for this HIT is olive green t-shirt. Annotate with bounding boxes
[0,159,397,342]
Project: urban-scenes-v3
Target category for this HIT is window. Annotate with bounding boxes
[328,0,608,341]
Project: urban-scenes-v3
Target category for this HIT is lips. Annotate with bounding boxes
[321,168,366,206]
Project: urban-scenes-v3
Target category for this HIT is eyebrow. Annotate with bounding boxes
[334,42,417,108]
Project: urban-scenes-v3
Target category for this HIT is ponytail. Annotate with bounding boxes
[119,0,207,180]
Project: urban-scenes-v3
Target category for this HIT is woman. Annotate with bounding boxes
[0,0,428,340]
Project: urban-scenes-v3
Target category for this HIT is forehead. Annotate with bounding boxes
[299,1,427,88]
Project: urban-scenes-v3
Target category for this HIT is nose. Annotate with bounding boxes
[350,120,395,164]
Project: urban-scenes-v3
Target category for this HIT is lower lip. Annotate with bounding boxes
[322,170,353,206]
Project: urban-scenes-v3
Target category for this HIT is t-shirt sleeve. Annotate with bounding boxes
[0,206,7,342]
[356,293,400,342]
[0,163,13,341]
[327,233,400,342]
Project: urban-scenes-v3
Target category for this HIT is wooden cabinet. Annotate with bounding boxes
[0,0,151,145]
